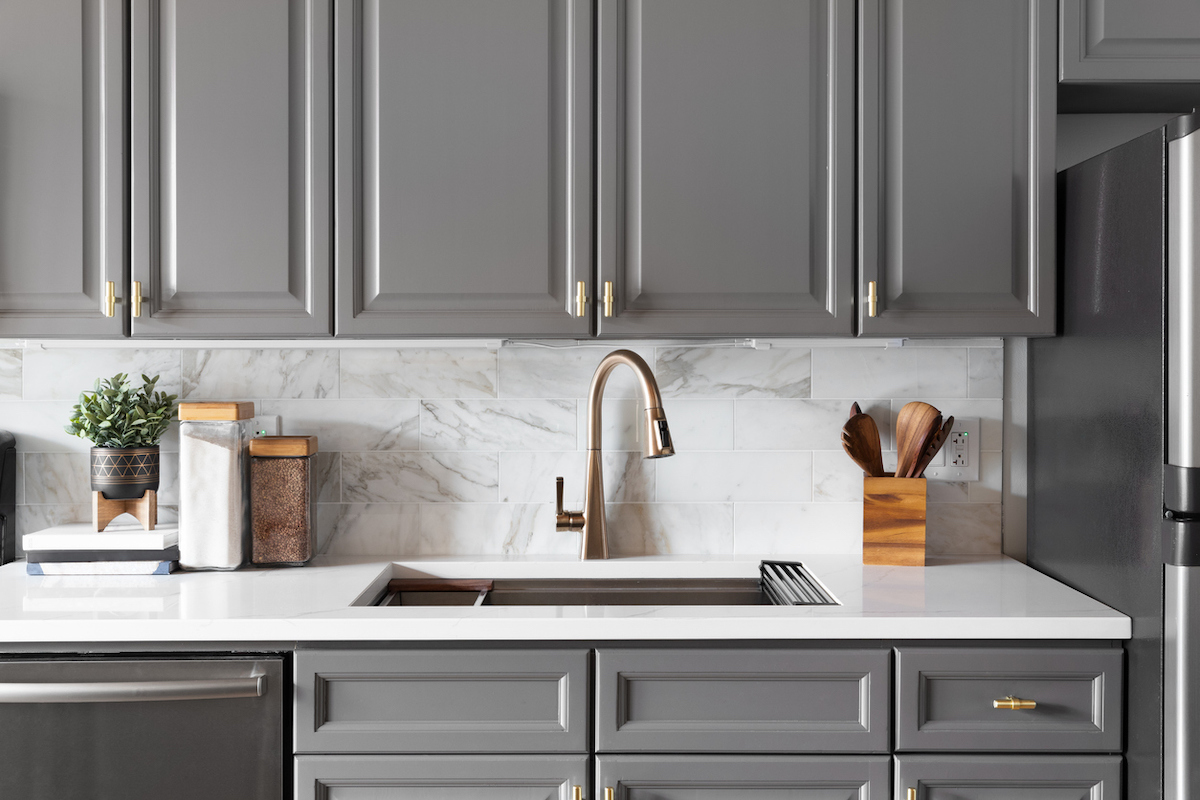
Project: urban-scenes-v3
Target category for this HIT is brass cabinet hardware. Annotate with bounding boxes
[103,281,116,318]
[867,280,878,318]
[993,695,1037,710]
[603,281,614,317]
[572,787,582,800]
[132,281,144,318]
[605,789,614,800]
[575,281,587,317]
[906,789,917,800]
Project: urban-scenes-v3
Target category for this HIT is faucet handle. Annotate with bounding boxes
[555,476,585,532]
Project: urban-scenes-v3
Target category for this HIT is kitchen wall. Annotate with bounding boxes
[0,342,1004,557]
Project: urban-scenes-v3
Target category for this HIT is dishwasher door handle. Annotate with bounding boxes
[0,675,266,703]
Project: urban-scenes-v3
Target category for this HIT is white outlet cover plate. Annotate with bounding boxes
[250,415,281,438]
[922,416,980,482]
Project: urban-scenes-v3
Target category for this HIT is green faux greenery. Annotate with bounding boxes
[64,373,178,449]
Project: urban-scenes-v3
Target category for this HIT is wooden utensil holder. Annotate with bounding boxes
[862,477,926,566]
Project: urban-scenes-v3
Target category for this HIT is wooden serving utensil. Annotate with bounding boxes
[903,413,942,478]
[895,401,941,478]
[849,401,862,420]
[910,415,954,478]
[841,413,886,478]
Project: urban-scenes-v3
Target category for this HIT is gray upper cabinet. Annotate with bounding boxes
[130,0,332,337]
[0,0,126,337]
[1061,0,1200,82]
[595,0,855,337]
[858,0,1056,337]
[334,0,592,338]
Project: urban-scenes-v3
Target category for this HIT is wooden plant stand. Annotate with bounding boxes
[93,490,157,532]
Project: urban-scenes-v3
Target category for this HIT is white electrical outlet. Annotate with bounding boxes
[922,417,980,482]
[250,415,281,437]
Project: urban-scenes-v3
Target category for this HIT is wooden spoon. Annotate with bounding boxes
[841,413,885,477]
[895,401,941,478]
[849,402,862,420]
[904,413,942,478]
[910,415,954,478]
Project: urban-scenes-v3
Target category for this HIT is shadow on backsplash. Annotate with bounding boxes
[6,343,1004,558]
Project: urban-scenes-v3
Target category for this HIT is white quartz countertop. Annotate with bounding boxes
[0,553,1129,643]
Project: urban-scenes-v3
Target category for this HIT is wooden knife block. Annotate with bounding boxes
[862,477,926,566]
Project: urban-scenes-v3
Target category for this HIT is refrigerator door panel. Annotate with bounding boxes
[1166,565,1200,800]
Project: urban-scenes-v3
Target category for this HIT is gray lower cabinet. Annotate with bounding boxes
[333,0,591,338]
[595,0,855,337]
[858,0,1056,336]
[895,755,1123,799]
[1061,0,1200,82]
[129,0,332,337]
[295,755,588,800]
[0,0,126,337]
[596,755,891,800]
[596,648,890,753]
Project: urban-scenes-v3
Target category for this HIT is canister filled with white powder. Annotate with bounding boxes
[178,402,254,570]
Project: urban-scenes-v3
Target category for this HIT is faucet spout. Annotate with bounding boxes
[556,350,674,560]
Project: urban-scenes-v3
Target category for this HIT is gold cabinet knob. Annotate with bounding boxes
[867,280,878,318]
[575,281,588,317]
[103,280,116,318]
[572,787,582,800]
[993,695,1037,710]
[132,281,144,318]
[605,789,614,800]
[906,789,916,800]
[603,281,614,317]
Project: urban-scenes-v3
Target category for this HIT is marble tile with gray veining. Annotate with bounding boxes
[969,451,1003,504]
[663,399,734,451]
[735,399,892,451]
[342,452,498,503]
[319,503,421,556]
[657,347,811,398]
[893,398,1003,450]
[181,349,338,399]
[577,398,642,451]
[8,401,103,453]
[16,504,90,543]
[314,452,340,503]
[157,451,179,505]
[656,451,811,503]
[926,503,1002,554]
[24,349,181,401]
[421,399,575,451]
[23,453,91,504]
[0,350,21,400]
[259,399,420,452]
[927,480,969,503]
[498,451,653,505]
[606,503,734,556]
[733,502,862,554]
[812,451,865,503]
[810,347,967,399]
[968,347,1004,398]
[412,503,576,556]
[499,346,654,399]
[340,348,497,398]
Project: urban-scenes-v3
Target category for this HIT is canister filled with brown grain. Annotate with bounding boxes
[249,436,318,566]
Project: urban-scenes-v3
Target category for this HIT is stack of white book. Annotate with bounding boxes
[22,522,179,575]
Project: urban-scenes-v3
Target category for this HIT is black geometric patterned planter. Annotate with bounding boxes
[90,447,160,500]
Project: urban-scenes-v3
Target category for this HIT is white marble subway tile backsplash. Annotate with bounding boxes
[6,343,1005,557]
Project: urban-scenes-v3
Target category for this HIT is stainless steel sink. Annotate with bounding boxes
[379,578,767,607]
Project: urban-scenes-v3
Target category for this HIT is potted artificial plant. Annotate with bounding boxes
[65,373,178,500]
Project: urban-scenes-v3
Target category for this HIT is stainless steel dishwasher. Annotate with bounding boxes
[0,656,283,799]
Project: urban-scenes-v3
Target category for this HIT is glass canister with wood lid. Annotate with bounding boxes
[249,436,318,566]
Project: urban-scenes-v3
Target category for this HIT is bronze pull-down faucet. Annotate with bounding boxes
[556,350,674,559]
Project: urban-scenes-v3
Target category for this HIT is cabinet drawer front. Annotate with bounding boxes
[596,648,889,753]
[295,649,588,753]
[295,754,588,800]
[597,755,890,800]
[895,754,1122,799]
[896,648,1123,752]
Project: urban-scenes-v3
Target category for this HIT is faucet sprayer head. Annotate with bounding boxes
[644,407,674,459]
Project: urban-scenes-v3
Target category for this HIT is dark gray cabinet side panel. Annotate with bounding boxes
[335,0,591,338]
[596,648,889,753]
[895,647,1123,753]
[895,755,1122,800]
[596,0,854,337]
[131,0,332,337]
[0,0,126,337]
[295,755,588,800]
[1061,0,1200,82]
[858,0,1056,336]
[597,755,890,800]
[294,649,589,754]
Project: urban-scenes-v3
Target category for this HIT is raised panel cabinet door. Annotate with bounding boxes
[0,0,126,337]
[295,755,588,800]
[130,0,332,337]
[596,0,855,337]
[1061,0,1200,81]
[596,755,891,800]
[335,0,592,337]
[858,0,1056,336]
[895,755,1122,800]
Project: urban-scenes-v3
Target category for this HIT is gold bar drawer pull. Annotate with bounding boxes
[993,695,1037,710]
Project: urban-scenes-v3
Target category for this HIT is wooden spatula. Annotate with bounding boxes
[849,402,862,420]
[895,401,941,478]
[841,413,885,477]
[910,415,954,478]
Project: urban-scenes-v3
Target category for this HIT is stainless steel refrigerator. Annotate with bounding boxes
[1030,113,1200,800]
